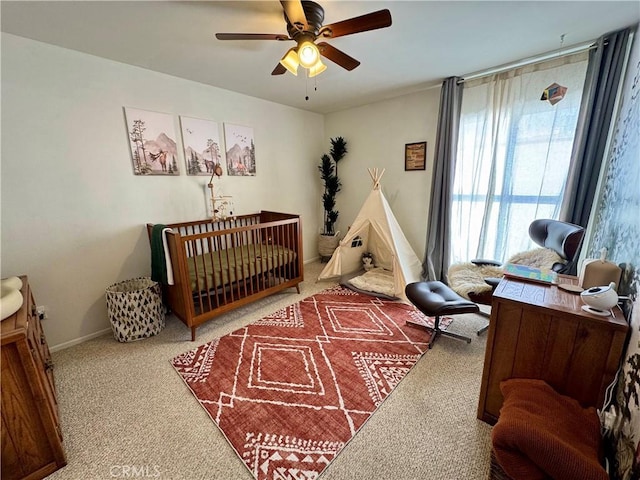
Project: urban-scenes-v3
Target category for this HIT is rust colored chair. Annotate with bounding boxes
[491,379,607,480]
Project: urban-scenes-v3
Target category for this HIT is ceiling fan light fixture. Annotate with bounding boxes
[308,59,327,78]
[297,41,320,68]
[279,48,299,75]
[217,2,393,78]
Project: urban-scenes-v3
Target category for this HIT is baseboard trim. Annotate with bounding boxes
[51,260,322,352]
[49,328,111,352]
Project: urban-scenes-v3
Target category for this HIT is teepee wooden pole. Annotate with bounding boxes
[367,168,385,190]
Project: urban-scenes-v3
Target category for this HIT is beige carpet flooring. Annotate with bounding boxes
[47,261,493,480]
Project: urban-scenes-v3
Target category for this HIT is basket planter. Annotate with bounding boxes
[318,232,340,261]
[105,277,165,342]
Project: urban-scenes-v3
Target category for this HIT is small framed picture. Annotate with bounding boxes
[405,142,427,171]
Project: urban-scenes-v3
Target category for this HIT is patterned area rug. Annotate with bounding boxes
[172,285,450,479]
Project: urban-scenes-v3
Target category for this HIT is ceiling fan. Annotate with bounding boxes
[215,0,392,77]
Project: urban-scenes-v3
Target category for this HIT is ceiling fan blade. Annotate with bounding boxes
[272,63,287,75]
[317,42,360,71]
[280,0,308,30]
[215,33,290,41]
[320,9,392,39]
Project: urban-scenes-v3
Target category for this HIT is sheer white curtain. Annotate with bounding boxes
[450,52,589,264]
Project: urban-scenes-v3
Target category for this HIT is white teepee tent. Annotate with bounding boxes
[318,168,422,301]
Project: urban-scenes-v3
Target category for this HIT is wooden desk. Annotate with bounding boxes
[477,275,629,425]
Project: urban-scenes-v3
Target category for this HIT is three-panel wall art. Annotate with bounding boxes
[123,107,256,177]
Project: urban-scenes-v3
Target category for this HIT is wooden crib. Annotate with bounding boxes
[147,211,303,340]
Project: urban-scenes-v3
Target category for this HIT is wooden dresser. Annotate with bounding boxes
[477,275,629,425]
[1,276,66,479]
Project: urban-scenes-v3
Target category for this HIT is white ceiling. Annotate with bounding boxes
[2,1,639,114]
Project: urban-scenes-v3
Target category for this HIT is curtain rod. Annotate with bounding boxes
[457,40,598,84]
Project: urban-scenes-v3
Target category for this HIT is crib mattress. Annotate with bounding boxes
[187,244,296,292]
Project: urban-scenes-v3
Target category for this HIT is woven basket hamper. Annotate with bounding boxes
[105,277,165,342]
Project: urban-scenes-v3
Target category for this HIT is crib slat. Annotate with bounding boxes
[204,235,216,312]
[191,237,205,312]
[284,223,292,280]
[213,235,224,306]
[237,229,248,298]
[275,224,283,286]
[256,227,264,291]
[249,228,258,296]
[224,232,235,303]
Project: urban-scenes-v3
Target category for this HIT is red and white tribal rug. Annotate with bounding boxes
[172,285,449,480]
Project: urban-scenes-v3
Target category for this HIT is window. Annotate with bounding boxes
[450,53,589,264]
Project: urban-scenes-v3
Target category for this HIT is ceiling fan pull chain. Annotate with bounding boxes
[305,71,310,101]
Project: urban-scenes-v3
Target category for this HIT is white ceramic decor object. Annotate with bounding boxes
[1,276,23,291]
[580,282,619,316]
[1,284,24,320]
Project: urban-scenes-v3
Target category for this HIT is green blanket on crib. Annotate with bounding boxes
[150,224,169,285]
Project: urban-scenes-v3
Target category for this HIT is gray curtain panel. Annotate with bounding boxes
[422,77,463,282]
[561,27,633,229]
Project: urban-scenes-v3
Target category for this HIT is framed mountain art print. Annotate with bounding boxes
[180,116,223,176]
[124,107,179,175]
[224,123,256,176]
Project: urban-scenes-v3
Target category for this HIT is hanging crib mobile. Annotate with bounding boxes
[207,163,234,221]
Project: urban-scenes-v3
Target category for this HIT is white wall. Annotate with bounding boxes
[1,34,325,348]
[323,88,442,260]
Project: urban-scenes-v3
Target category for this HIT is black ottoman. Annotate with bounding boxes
[405,281,479,348]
